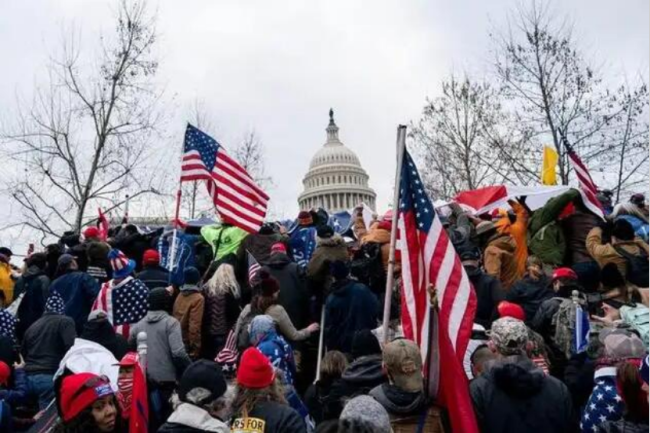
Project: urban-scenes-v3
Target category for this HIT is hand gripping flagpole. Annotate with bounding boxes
[381,125,407,344]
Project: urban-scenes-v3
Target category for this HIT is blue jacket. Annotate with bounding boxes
[0,367,27,406]
[50,271,100,333]
[324,279,379,354]
[617,215,649,243]
[257,332,297,386]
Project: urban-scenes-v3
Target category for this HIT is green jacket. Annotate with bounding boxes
[200,224,249,262]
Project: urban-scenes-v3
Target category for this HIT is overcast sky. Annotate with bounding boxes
[0,0,648,240]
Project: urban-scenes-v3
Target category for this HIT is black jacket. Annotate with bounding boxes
[370,383,428,417]
[304,377,343,424]
[470,356,572,433]
[506,274,553,324]
[80,318,129,361]
[14,267,50,339]
[267,253,310,331]
[231,401,305,433]
[465,266,504,328]
[23,313,76,375]
[137,265,170,290]
[237,232,290,266]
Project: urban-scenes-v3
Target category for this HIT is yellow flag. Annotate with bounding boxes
[541,146,558,185]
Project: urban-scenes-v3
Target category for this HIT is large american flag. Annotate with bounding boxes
[559,130,605,219]
[398,148,478,432]
[91,277,149,339]
[181,124,269,233]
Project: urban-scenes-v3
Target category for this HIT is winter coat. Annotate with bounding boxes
[465,266,504,328]
[257,331,297,386]
[470,356,573,433]
[80,317,129,361]
[530,297,563,337]
[598,419,649,433]
[203,287,240,338]
[173,287,205,359]
[235,304,311,344]
[237,232,290,266]
[304,378,342,424]
[306,234,349,295]
[14,267,50,339]
[0,262,14,304]
[158,403,229,433]
[137,265,170,290]
[353,215,400,273]
[22,312,76,375]
[231,401,305,433]
[483,234,519,290]
[563,210,601,265]
[616,215,649,243]
[528,189,579,266]
[267,253,310,331]
[0,335,17,367]
[586,227,649,278]
[49,271,100,334]
[129,311,191,383]
[324,278,379,353]
[200,224,249,262]
[506,274,553,324]
[563,352,597,421]
[370,383,444,433]
[0,367,28,406]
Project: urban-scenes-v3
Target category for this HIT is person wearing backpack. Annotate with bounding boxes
[586,219,649,287]
[352,207,399,274]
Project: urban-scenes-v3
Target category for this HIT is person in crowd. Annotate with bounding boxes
[470,317,573,433]
[461,249,503,328]
[289,211,319,270]
[86,238,113,285]
[581,328,646,433]
[0,247,17,307]
[586,219,649,282]
[324,261,379,353]
[470,344,496,378]
[112,224,150,271]
[530,267,581,337]
[237,222,290,267]
[129,287,191,427]
[475,220,518,290]
[231,347,305,432]
[611,193,649,222]
[81,311,129,362]
[158,359,231,433]
[202,262,241,358]
[327,330,386,419]
[113,352,139,427]
[506,256,553,323]
[45,243,64,280]
[201,222,249,264]
[49,254,100,334]
[173,267,205,359]
[370,338,443,432]
[233,269,319,350]
[23,291,76,410]
[53,372,122,432]
[136,249,170,290]
[67,226,104,272]
[597,355,649,433]
[267,242,310,339]
[338,395,392,433]
[307,225,349,296]
[562,195,602,291]
[0,357,28,431]
[353,207,398,273]
[14,252,50,339]
[304,350,348,425]
[494,199,529,277]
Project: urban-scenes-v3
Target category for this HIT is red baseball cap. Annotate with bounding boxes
[59,373,114,422]
[0,361,10,386]
[497,301,526,321]
[237,348,275,389]
[552,267,578,282]
[115,352,139,367]
[83,227,100,239]
[142,249,160,266]
[270,243,286,255]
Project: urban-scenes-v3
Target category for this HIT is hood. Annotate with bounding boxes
[488,234,516,253]
[266,252,291,268]
[363,227,390,244]
[81,318,116,342]
[342,354,385,384]
[146,310,169,323]
[330,278,354,296]
[180,284,200,294]
[317,234,345,248]
[489,356,545,397]
[166,403,229,433]
[23,265,45,278]
[370,383,426,415]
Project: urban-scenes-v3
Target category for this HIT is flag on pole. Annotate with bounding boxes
[97,208,109,241]
[129,360,148,433]
[559,130,605,219]
[181,124,269,233]
[574,304,590,354]
[247,251,261,285]
[541,146,558,185]
[398,149,478,432]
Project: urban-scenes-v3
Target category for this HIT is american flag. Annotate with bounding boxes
[91,276,149,339]
[181,124,269,233]
[398,148,478,432]
[580,368,623,432]
[559,130,605,219]
[247,251,261,285]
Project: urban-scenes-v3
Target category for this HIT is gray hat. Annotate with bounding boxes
[340,395,391,433]
[489,317,529,356]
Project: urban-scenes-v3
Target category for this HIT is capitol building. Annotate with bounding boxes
[298,110,376,213]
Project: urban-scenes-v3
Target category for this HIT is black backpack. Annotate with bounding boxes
[235,312,256,352]
[613,245,649,287]
[350,242,385,293]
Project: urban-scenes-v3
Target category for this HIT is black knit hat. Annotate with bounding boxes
[183,267,201,285]
[148,287,171,311]
[612,219,635,241]
[317,225,334,239]
[351,329,382,359]
[178,360,227,405]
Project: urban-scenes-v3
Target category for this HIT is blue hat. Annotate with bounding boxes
[108,249,136,279]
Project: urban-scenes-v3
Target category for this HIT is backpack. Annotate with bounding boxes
[551,297,580,360]
[235,312,256,352]
[613,245,649,288]
[620,303,650,347]
[528,221,566,266]
[350,242,385,293]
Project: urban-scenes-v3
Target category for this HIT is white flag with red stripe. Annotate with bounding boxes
[181,124,269,233]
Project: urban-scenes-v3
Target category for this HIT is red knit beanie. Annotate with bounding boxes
[497,301,526,321]
[60,373,114,422]
[237,347,275,389]
[83,226,100,239]
[143,249,160,266]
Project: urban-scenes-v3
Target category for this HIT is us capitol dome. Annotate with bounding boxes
[298,109,376,213]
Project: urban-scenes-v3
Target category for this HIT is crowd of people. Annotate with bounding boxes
[0,188,647,433]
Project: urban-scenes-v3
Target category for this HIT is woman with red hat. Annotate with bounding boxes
[54,372,123,432]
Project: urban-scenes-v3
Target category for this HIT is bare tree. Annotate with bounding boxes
[1,0,162,238]
[410,75,536,199]
[232,128,273,190]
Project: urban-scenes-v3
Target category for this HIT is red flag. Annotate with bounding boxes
[129,362,148,433]
[97,208,109,241]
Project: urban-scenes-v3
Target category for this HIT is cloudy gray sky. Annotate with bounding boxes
[0,0,648,241]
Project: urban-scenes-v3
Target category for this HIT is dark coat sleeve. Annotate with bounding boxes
[0,368,28,405]
[60,317,77,352]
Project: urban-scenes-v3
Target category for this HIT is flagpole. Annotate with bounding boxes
[169,126,188,281]
[381,125,407,344]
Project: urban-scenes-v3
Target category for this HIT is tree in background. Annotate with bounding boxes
[233,128,273,191]
[1,0,162,239]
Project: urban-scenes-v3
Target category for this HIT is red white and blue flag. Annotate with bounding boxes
[92,277,149,339]
[247,250,261,285]
[181,124,269,233]
[398,149,478,432]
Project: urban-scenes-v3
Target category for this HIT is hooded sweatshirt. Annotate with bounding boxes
[267,252,309,331]
[470,356,572,433]
[158,403,229,433]
[327,354,387,418]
